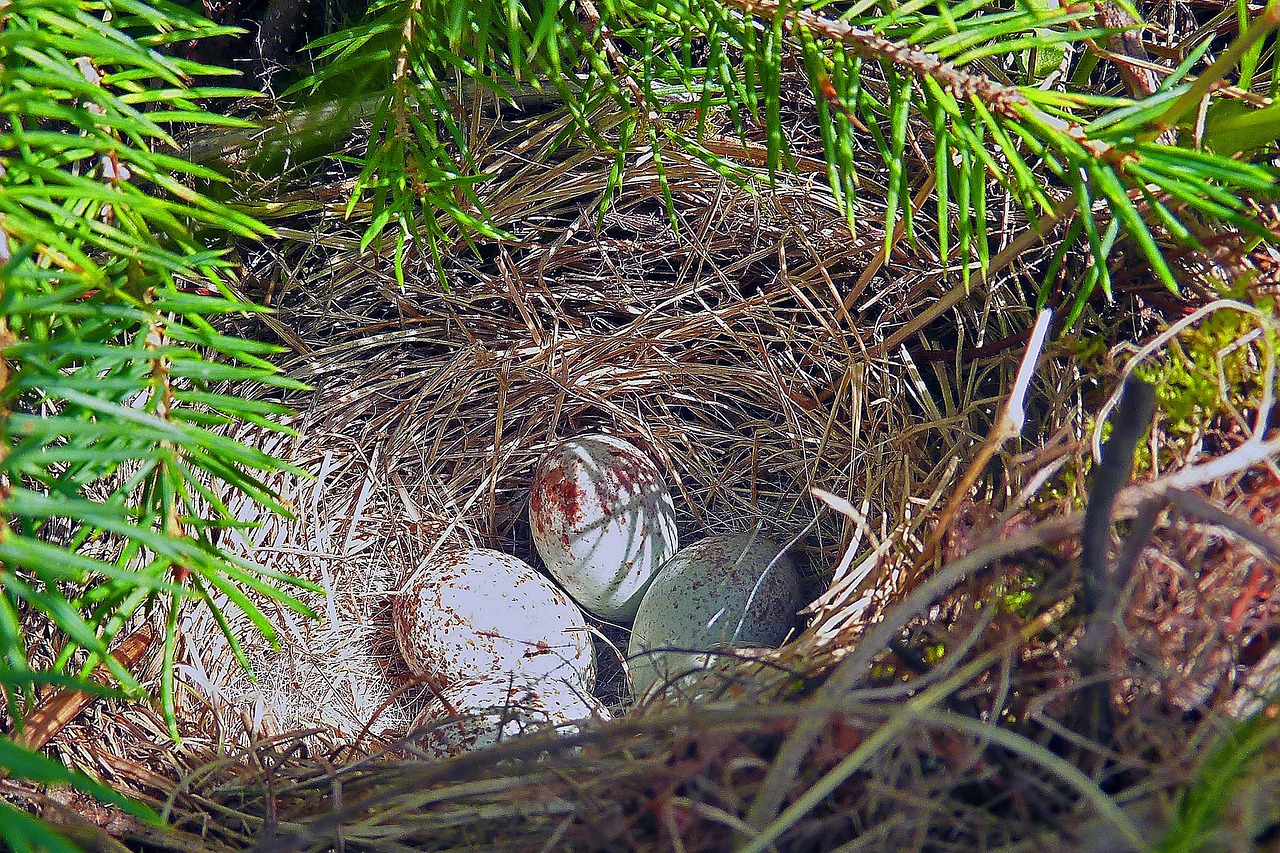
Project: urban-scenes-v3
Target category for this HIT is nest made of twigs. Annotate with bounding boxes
[176,174,933,747]
[161,84,1048,753]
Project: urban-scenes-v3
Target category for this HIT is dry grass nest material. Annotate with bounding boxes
[137,287,1279,853]
[182,163,971,746]
[16,86,1280,852]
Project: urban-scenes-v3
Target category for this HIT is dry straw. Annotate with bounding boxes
[167,79,1047,747]
[22,77,1280,853]
[181,146,960,745]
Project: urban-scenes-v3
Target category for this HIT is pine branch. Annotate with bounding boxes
[717,0,1277,306]
[726,0,1035,121]
[274,0,1278,310]
[0,0,319,763]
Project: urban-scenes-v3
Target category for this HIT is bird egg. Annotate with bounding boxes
[529,435,679,620]
[627,532,800,697]
[393,547,596,690]
[411,674,610,760]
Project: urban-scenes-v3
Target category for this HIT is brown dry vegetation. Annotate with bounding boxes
[5,3,1280,851]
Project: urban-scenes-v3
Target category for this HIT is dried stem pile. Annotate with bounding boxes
[16,61,1280,853]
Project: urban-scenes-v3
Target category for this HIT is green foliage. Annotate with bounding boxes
[1132,302,1275,461]
[293,0,616,277]
[292,0,1278,311]
[1157,712,1280,852]
[0,0,319,810]
[1203,99,1280,156]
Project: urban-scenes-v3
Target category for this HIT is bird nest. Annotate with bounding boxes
[135,196,1277,850]
[175,143,1016,748]
[16,75,1280,853]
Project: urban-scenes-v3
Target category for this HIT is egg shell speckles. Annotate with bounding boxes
[412,674,610,760]
[627,532,800,696]
[529,435,679,621]
[393,547,595,690]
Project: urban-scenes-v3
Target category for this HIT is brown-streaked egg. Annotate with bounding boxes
[411,673,610,760]
[627,532,800,697]
[393,547,595,690]
[529,435,679,621]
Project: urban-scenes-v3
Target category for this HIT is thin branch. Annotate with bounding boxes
[580,0,654,121]
[866,193,1077,361]
[1080,377,1156,621]
[1093,2,1161,98]
[727,0,1028,113]
[914,308,1053,569]
[1164,488,1280,564]
[722,0,1117,160]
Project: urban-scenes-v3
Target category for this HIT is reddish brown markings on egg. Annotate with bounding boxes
[532,464,586,530]
[589,446,658,512]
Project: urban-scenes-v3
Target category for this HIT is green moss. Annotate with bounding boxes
[924,642,947,666]
[1056,301,1276,506]
[1132,303,1275,466]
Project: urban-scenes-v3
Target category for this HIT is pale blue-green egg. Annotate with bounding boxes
[628,532,800,697]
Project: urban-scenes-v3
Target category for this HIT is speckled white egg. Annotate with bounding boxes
[529,435,679,621]
[411,674,611,760]
[393,547,595,690]
[627,532,801,696]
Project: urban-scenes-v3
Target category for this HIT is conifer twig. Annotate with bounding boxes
[722,0,1116,160]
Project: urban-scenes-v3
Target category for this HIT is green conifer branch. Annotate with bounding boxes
[0,0,321,795]
[292,0,1279,308]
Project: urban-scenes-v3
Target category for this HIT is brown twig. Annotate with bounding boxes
[579,0,656,122]
[866,193,1077,361]
[907,325,1034,363]
[1093,1,1162,98]
[1164,488,1280,563]
[7,628,155,755]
